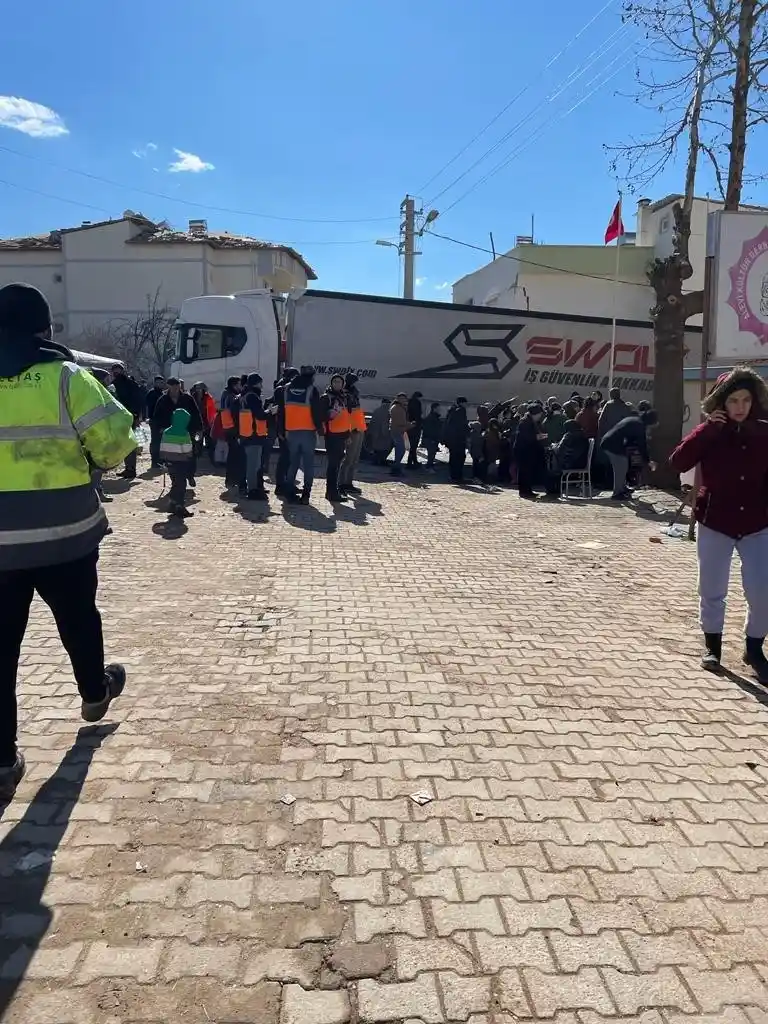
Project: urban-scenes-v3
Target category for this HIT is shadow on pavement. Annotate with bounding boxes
[100,478,138,496]
[280,503,337,533]
[722,668,768,710]
[151,518,190,540]
[0,724,118,1017]
[231,500,280,525]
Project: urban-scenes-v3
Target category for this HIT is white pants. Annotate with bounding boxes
[697,523,768,636]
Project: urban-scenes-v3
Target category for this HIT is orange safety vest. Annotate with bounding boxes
[239,405,269,438]
[284,384,317,431]
[350,407,366,431]
[328,407,352,433]
[220,406,235,431]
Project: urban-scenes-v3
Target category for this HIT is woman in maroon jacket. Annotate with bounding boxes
[670,367,768,679]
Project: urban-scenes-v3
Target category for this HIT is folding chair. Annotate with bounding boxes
[561,437,595,498]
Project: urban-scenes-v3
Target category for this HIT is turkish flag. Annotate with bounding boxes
[604,200,624,244]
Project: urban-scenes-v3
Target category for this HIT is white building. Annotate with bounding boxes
[0,212,316,345]
[452,195,768,325]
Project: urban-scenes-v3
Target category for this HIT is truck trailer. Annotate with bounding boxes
[172,287,702,409]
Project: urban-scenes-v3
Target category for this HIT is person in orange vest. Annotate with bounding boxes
[339,372,366,496]
[282,365,324,504]
[321,374,352,504]
[220,375,243,490]
[239,373,271,500]
[272,366,299,497]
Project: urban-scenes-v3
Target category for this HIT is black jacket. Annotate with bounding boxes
[600,415,649,462]
[556,420,590,471]
[112,374,144,418]
[146,386,165,420]
[513,414,544,454]
[443,404,469,446]
[421,410,443,443]
[407,395,423,424]
[152,392,203,436]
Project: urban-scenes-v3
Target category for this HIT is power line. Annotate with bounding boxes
[425,22,632,208]
[0,143,397,225]
[436,39,643,219]
[414,0,619,197]
[428,230,650,288]
[0,177,396,247]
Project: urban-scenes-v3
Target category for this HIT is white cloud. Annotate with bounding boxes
[415,276,427,287]
[168,148,214,173]
[435,281,450,291]
[132,142,157,159]
[0,96,68,138]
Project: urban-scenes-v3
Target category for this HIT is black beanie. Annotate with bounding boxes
[0,283,52,335]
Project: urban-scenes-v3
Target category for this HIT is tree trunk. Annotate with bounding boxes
[725,0,757,210]
[650,260,688,487]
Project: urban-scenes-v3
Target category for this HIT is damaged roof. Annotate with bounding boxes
[0,216,317,279]
[128,225,317,280]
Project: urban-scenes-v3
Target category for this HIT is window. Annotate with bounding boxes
[175,323,248,362]
[660,215,670,233]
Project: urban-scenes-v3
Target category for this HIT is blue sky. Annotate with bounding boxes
[1,0,765,299]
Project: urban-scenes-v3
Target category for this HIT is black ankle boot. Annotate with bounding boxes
[743,636,768,683]
[701,633,723,673]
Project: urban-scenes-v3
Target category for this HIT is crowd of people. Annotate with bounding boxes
[369,387,659,501]
[96,366,664,512]
[95,364,373,515]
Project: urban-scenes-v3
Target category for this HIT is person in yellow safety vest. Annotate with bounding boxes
[0,283,137,802]
[238,373,271,501]
[321,374,352,504]
[338,371,366,497]
[282,365,324,505]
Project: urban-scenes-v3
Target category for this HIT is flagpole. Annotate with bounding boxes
[608,191,622,391]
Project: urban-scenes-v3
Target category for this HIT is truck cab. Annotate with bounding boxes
[171,290,283,400]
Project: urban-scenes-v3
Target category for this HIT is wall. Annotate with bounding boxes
[63,225,205,337]
[452,254,524,307]
[516,273,652,321]
[0,251,66,327]
[453,244,654,321]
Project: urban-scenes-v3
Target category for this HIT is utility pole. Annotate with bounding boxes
[377,197,439,299]
[401,195,417,300]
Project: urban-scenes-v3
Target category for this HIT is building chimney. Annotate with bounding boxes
[637,198,651,208]
[188,219,208,236]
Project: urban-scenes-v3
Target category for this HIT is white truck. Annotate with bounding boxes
[171,287,703,408]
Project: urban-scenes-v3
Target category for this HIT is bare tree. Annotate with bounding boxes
[608,0,767,483]
[72,289,177,381]
[114,288,177,381]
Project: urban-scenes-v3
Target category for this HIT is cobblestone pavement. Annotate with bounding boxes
[2,457,767,1024]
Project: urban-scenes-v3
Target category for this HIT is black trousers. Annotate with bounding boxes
[225,439,244,487]
[168,463,190,506]
[0,551,106,765]
[276,437,290,490]
[448,445,466,482]
[407,426,422,465]
[325,433,347,494]
[150,423,163,465]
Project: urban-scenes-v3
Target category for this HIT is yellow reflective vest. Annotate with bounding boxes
[0,359,137,571]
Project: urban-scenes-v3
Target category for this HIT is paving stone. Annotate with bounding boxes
[6,469,768,1020]
[358,975,443,1023]
[328,941,391,980]
[281,984,350,1024]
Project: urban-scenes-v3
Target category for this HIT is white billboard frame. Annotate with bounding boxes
[710,209,768,360]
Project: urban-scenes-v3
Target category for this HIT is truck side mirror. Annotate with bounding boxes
[183,328,199,362]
